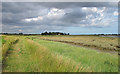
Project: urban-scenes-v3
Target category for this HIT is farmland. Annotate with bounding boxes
[1,35,119,72]
[37,35,119,52]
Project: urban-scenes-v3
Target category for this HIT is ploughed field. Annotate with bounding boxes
[0,35,119,72]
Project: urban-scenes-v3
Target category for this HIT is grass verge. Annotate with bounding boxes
[3,37,91,72]
[33,38,118,72]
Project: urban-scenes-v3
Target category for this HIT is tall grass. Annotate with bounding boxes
[33,38,118,72]
[2,36,19,60]
[0,36,2,72]
[3,37,91,72]
[2,36,118,72]
[38,35,118,51]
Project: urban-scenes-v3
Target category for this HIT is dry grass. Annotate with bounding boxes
[3,37,91,72]
[33,38,118,72]
[38,35,118,51]
[2,36,19,60]
[2,35,118,72]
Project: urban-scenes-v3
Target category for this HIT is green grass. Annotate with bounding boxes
[0,36,2,47]
[38,35,118,51]
[0,36,2,70]
[2,36,19,60]
[33,38,118,72]
[2,38,6,44]
[2,35,118,72]
[3,37,90,72]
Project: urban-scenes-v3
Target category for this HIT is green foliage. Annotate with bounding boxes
[2,38,6,44]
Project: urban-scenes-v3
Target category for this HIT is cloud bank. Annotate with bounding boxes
[2,2,118,34]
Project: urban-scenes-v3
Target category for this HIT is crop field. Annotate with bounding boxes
[1,35,119,72]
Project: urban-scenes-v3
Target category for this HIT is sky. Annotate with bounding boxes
[2,2,118,35]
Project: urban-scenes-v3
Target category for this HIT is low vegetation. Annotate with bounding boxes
[0,37,1,73]
[1,35,119,72]
[2,36,19,60]
[37,35,119,51]
[3,37,90,72]
[33,38,118,72]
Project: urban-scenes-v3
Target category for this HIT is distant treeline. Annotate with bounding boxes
[0,32,70,35]
[1,33,39,35]
[94,34,120,36]
[0,33,120,36]
[41,32,70,35]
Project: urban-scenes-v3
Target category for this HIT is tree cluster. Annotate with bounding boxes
[41,32,70,35]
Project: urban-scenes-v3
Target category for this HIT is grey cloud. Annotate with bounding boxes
[29,2,118,8]
[2,2,118,33]
[2,2,118,13]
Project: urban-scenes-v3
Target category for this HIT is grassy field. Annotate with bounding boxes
[2,36,19,60]
[0,36,2,72]
[1,35,119,72]
[37,35,119,51]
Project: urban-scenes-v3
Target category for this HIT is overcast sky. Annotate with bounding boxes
[2,2,118,34]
